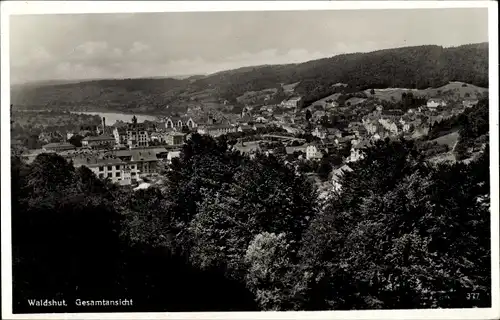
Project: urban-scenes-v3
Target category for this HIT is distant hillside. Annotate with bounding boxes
[11,43,488,114]
[359,81,488,103]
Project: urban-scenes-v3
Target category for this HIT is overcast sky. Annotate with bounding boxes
[9,8,488,84]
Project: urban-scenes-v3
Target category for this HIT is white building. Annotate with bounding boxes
[167,151,181,164]
[306,145,322,160]
[72,157,140,186]
[427,99,447,109]
[463,98,479,108]
[281,96,303,109]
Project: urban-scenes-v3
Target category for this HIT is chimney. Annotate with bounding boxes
[102,117,106,134]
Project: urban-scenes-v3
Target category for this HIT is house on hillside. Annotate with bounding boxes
[427,98,447,110]
[378,118,399,135]
[281,96,303,109]
[238,125,254,133]
[255,116,269,123]
[306,144,323,160]
[346,140,370,163]
[462,98,479,108]
[312,127,328,140]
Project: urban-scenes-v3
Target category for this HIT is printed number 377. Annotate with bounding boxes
[467,293,480,300]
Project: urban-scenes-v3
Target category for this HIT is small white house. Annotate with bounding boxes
[306,145,322,160]
[427,99,447,109]
[166,151,181,164]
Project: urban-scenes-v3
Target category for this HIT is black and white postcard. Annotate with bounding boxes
[1,1,499,319]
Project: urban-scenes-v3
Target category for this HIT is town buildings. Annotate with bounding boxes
[82,135,116,149]
[197,124,237,137]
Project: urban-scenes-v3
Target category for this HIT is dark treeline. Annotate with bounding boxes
[11,43,488,113]
[12,115,491,312]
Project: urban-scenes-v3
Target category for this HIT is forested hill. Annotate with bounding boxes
[11,43,488,114]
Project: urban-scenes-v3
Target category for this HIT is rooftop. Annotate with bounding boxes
[82,135,115,141]
[43,142,75,149]
[72,156,123,167]
[131,150,158,162]
[208,124,235,130]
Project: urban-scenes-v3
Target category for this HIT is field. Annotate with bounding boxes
[236,88,278,104]
[430,131,460,149]
[282,82,300,93]
[310,93,342,107]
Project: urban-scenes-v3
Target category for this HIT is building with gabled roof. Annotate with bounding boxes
[42,142,76,152]
[72,155,138,186]
[81,135,116,149]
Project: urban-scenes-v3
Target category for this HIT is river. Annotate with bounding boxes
[69,111,159,125]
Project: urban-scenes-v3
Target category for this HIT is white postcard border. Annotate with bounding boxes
[1,1,498,320]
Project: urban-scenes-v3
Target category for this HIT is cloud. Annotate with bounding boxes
[11,46,53,68]
[55,62,107,79]
[74,41,108,56]
[66,41,126,65]
[9,9,488,84]
[129,41,150,55]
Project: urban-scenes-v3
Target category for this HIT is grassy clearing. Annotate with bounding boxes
[430,131,460,149]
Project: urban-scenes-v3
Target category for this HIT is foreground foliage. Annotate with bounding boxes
[12,125,491,312]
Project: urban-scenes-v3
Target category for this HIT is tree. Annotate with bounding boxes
[189,153,317,282]
[244,232,299,310]
[296,138,491,310]
[68,134,84,147]
[305,109,312,122]
[12,154,123,311]
[317,157,333,181]
[181,125,190,133]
